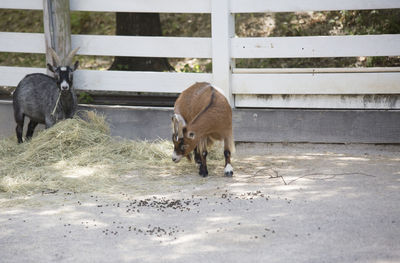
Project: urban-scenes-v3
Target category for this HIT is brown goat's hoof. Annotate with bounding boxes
[199,166,208,177]
[199,171,208,177]
[224,164,233,177]
[224,171,233,177]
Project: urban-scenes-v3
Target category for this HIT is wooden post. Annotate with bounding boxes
[211,0,235,107]
[43,0,72,74]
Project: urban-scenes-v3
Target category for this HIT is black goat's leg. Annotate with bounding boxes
[26,120,38,141]
[15,112,24,143]
[44,115,56,129]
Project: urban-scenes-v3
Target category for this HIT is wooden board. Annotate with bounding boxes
[231,35,400,58]
[0,0,211,13]
[74,70,212,93]
[230,0,400,13]
[0,66,46,86]
[235,94,400,109]
[0,0,42,10]
[232,72,400,94]
[0,33,45,53]
[211,0,235,104]
[0,66,212,93]
[72,35,212,58]
[0,33,212,58]
[3,0,400,13]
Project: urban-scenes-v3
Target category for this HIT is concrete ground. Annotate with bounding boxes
[0,143,399,263]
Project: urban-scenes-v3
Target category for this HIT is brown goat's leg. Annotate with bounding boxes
[224,150,233,177]
[223,136,234,176]
[199,150,208,177]
[194,147,202,165]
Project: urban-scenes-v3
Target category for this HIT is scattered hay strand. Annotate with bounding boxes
[0,111,224,196]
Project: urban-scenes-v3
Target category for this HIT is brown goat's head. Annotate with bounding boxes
[171,114,197,162]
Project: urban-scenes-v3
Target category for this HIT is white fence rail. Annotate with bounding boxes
[1,0,400,108]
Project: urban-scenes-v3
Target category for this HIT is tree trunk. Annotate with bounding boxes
[110,13,174,71]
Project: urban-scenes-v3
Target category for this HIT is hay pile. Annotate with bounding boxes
[0,111,223,195]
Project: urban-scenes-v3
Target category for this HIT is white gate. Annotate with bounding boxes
[1,0,400,108]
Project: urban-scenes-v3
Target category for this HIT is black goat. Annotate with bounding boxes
[13,47,79,143]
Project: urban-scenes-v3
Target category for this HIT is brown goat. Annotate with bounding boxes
[172,82,234,177]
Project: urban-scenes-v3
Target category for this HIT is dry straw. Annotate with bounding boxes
[0,111,223,195]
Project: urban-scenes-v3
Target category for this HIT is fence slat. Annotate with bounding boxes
[3,0,399,13]
[0,0,42,10]
[75,70,212,93]
[0,66,212,92]
[70,0,211,13]
[0,33,45,53]
[0,66,46,86]
[0,33,212,58]
[72,35,212,58]
[231,0,400,13]
[233,67,400,74]
[0,0,211,12]
[232,34,400,58]
[232,72,400,94]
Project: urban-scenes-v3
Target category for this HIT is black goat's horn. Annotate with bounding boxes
[64,47,80,67]
[49,47,62,67]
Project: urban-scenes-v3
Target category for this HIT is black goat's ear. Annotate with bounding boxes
[47,63,55,73]
[72,61,79,71]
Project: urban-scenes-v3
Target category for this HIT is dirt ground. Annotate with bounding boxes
[0,143,399,263]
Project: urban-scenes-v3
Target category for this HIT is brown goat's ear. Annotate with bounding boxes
[187,131,196,140]
[172,114,186,139]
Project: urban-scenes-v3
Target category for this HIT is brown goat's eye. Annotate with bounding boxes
[180,145,188,151]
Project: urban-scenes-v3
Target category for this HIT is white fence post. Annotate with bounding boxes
[211,0,235,106]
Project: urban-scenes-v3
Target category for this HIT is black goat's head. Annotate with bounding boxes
[47,47,79,91]
[47,62,79,91]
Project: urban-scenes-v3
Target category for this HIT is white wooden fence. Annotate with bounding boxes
[1,0,400,108]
